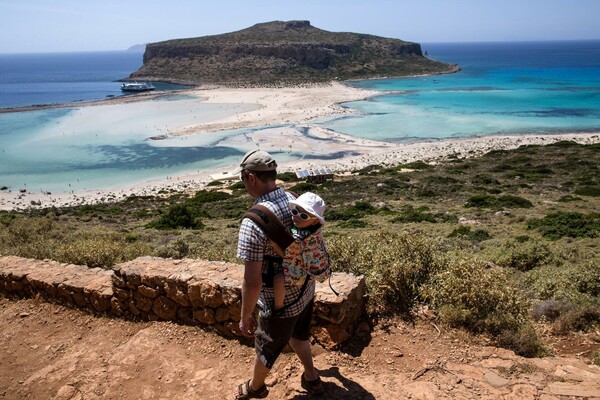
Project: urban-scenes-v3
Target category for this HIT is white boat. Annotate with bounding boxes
[121,82,155,92]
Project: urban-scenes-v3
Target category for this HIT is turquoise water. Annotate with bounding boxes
[324,41,600,142]
[0,97,257,193]
[1,42,599,194]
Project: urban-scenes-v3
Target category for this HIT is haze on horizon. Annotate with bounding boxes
[1,0,599,54]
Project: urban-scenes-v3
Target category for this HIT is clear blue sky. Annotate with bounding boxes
[1,0,599,53]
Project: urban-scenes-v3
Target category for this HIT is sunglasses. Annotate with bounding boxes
[291,207,314,220]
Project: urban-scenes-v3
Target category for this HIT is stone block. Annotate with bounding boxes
[152,296,177,320]
[139,285,160,299]
[193,308,216,325]
[215,306,231,323]
[188,279,224,308]
[134,292,154,313]
[164,281,191,306]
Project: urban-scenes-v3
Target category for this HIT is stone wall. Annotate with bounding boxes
[0,256,366,348]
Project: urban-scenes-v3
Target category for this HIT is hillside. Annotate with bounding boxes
[128,20,455,85]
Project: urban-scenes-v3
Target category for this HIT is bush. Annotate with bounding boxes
[496,324,546,358]
[574,186,600,197]
[392,207,437,223]
[288,182,318,193]
[448,226,491,242]
[326,201,378,221]
[553,305,600,334]
[154,237,190,259]
[327,231,443,315]
[531,299,569,322]
[591,352,600,366]
[527,212,600,239]
[497,195,533,208]
[148,204,204,230]
[56,228,148,268]
[277,172,301,182]
[465,194,532,209]
[421,258,530,335]
[192,190,231,203]
[523,261,600,304]
[486,239,553,271]
[465,194,496,208]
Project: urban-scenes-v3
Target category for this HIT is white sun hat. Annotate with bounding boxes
[288,192,326,225]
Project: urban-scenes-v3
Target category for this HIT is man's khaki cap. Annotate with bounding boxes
[232,149,277,174]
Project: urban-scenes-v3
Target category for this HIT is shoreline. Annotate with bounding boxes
[1,131,598,212]
[1,81,599,211]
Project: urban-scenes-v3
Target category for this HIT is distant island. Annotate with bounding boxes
[127,20,456,85]
[126,44,146,53]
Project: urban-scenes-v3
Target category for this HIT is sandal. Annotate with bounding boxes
[233,379,269,400]
[301,373,325,396]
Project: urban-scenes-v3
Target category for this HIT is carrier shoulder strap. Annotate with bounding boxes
[243,204,295,251]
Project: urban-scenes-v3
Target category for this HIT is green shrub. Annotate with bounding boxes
[421,258,529,335]
[392,206,437,223]
[288,182,318,192]
[524,261,600,303]
[553,305,600,334]
[574,186,600,197]
[328,231,443,315]
[527,212,600,239]
[496,324,546,358]
[56,228,148,268]
[154,237,190,259]
[148,204,204,230]
[277,172,301,182]
[471,175,500,185]
[465,194,496,208]
[448,226,491,242]
[486,239,553,271]
[557,195,582,202]
[591,352,600,366]
[326,201,378,221]
[192,190,231,203]
[497,195,533,208]
[401,161,433,170]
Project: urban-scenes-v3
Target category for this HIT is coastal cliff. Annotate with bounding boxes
[129,20,455,85]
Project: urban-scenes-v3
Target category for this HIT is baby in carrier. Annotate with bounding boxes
[273,192,330,312]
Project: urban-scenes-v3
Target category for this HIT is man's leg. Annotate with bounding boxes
[250,355,270,390]
[289,337,319,381]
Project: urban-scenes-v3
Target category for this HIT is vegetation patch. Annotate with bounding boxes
[447,226,491,242]
[574,186,600,197]
[422,259,530,336]
[527,212,600,239]
[326,201,379,221]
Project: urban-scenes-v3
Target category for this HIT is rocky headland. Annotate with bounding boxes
[128,20,456,85]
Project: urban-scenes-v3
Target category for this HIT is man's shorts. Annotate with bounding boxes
[254,299,314,369]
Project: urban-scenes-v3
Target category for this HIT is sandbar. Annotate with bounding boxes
[1,82,599,211]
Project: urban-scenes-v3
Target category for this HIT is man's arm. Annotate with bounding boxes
[239,260,262,337]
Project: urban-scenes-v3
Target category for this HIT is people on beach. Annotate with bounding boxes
[272,192,327,313]
[233,149,324,399]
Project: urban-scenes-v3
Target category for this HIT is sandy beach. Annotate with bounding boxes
[1,82,599,211]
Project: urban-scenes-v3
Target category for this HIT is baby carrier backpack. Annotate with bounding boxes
[243,202,336,293]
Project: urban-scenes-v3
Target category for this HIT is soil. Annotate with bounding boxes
[1,296,599,400]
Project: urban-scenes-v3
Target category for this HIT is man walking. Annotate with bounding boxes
[233,149,324,399]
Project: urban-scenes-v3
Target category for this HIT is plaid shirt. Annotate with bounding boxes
[237,187,315,318]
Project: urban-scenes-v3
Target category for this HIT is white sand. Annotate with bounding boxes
[1,82,599,211]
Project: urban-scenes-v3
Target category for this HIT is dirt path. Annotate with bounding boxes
[1,297,599,399]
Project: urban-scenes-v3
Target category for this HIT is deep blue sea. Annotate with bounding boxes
[1,42,599,194]
[0,51,190,108]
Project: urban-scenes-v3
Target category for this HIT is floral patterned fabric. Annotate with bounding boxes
[282,228,330,286]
